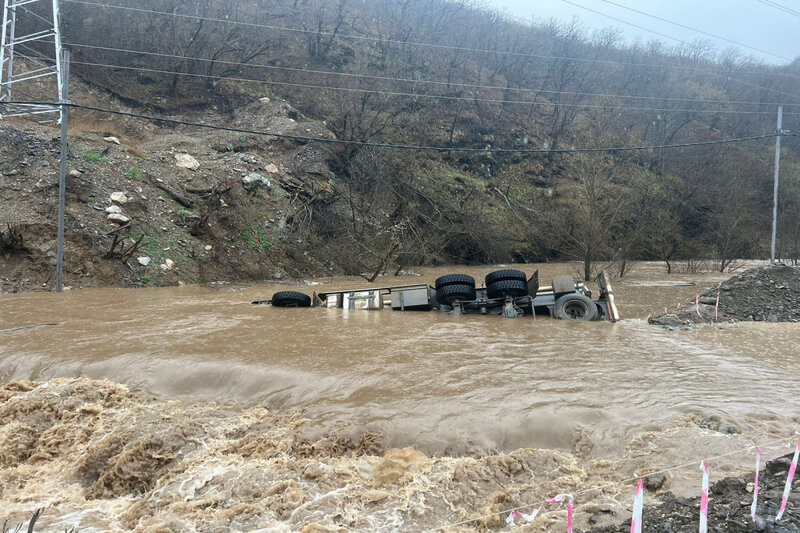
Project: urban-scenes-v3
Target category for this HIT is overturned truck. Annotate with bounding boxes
[263,269,620,322]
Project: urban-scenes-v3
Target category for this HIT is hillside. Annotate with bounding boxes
[2,0,800,290]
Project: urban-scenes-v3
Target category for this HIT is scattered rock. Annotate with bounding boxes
[175,153,200,171]
[107,213,130,225]
[160,259,176,271]
[103,136,121,145]
[110,192,128,205]
[643,472,667,491]
[259,96,271,104]
[68,169,82,178]
[242,173,271,191]
[264,163,279,174]
[137,257,151,266]
[105,205,122,214]
[204,245,212,251]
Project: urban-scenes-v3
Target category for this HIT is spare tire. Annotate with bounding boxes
[271,291,312,308]
[435,274,476,289]
[554,293,598,321]
[436,284,477,305]
[486,279,529,299]
[485,269,527,286]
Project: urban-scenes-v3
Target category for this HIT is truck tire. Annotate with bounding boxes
[436,284,477,305]
[435,274,475,289]
[554,293,598,321]
[271,291,312,307]
[486,279,529,299]
[485,269,527,286]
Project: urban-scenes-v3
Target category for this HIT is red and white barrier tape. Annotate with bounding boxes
[630,478,644,533]
[715,292,720,322]
[695,295,702,317]
[699,460,710,533]
[776,438,800,521]
[751,447,761,522]
[506,494,572,528]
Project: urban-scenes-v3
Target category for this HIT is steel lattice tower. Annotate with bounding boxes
[0,0,63,121]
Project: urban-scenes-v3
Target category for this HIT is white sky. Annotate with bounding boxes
[486,0,799,65]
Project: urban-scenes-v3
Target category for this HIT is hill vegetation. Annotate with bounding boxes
[8,0,800,282]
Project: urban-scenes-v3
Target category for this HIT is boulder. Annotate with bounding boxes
[110,192,128,205]
[104,136,121,145]
[242,173,271,191]
[137,257,151,266]
[107,213,130,225]
[264,163,280,174]
[160,258,176,271]
[175,153,200,171]
[105,205,122,214]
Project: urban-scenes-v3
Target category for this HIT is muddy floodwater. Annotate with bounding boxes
[1,262,799,532]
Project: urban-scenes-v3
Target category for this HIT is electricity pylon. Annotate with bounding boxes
[0,0,63,122]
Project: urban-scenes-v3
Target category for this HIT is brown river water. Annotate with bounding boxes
[0,262,799,531]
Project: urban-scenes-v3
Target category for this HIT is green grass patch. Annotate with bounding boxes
[82,153,107,163]
[242,225,272,252]
[124,167,143,180]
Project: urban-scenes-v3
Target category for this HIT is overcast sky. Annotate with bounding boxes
[486,0,798,65]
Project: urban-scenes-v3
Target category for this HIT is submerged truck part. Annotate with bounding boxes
[259,269,620,322]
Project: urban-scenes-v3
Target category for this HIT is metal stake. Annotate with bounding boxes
[770,106,782,264]
[56,50,69,292]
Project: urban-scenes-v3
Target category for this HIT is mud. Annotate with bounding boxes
[649,264,800,327]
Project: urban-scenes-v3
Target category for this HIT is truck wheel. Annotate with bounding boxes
[271,291,312,307]
[486,279,529,299]
[435,274,475,289]
[436,284,477,305]
[485,269,527,286]
[554,293,598,321]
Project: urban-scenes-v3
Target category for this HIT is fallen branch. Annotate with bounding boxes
[147,176,194,208]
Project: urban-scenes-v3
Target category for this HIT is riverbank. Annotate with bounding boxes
[586,452,800,533]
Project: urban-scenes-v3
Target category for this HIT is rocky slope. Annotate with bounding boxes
[0,88,339,293]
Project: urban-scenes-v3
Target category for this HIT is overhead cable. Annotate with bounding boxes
[0,100,787,153]
[60,41,800,108]
[59,0,800,90]
[758,0,800,18]
[69,60,800,116]
[597,0,792,61]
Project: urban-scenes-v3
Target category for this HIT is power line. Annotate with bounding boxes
[69,59,800,116]
[597,0,791,61]
[758,0,800,18]
[0,100,786,153]
[60,40,800,108]
[59,0,800,92]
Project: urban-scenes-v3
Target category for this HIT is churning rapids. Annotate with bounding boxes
[1,263,799,532]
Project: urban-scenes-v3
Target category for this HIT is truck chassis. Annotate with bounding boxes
[262,269,620,322]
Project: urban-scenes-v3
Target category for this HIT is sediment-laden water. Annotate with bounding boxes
[1,263,798,531]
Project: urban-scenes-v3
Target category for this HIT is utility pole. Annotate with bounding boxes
[770,106,783,264]
[56,50,69,292]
